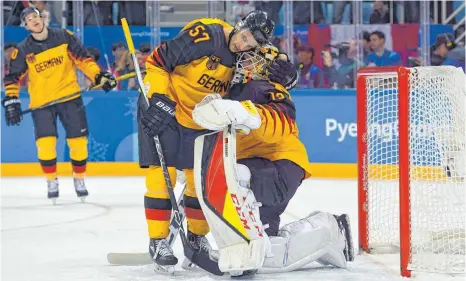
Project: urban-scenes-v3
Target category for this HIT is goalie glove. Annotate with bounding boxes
[193,94,261,132]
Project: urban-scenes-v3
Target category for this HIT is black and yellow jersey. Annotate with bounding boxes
[229,80,313,179]
[4,28,101,108]
[144,18,236,130]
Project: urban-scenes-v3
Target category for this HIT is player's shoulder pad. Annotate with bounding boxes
[268,81,292,101]
[182,18,231,47]
[248,80,289,97]
[239,80,277,104]
[45,28,70,45]
[176,21,225,58]
[13,40,30,60]
[272,82,289,95]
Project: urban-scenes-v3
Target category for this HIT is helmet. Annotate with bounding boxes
[232,44,279,84]
[235,10,275,45]
[20,7,42,27]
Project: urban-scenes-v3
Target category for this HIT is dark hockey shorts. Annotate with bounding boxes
[238,157,305,236]
[137,94,208,169]
[31,96,89,140]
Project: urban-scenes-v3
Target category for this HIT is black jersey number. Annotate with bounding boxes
[189,25,211,44]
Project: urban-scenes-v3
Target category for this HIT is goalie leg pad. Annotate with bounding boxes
[258,211,348,274]
[194,129,268,274]
[313,212,348,268]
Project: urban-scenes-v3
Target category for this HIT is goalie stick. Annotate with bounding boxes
[120,18,223,276]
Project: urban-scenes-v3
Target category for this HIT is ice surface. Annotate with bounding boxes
[1,177,464,281]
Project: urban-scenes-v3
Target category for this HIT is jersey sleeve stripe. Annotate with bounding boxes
[264,104,278,137]
[152,48,166,68]
[275,103,295,134]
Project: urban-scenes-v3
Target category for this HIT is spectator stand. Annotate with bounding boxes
[2,0,465,92]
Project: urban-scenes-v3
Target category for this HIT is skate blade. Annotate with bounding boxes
[51,198,57,205]
[154,263,175,275]
[79,196,87,203]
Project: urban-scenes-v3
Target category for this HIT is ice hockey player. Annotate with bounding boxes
[2,7,116,203]
[192,45,354,276]
[137,10,297,273]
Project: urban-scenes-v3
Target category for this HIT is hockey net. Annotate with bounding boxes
[357,66,466,277]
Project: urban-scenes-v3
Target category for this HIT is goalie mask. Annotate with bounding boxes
[232,45,279,84]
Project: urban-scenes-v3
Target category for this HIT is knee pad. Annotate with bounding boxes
[145,165,177,198]
[36,136,57,160]
[67,136,88,161]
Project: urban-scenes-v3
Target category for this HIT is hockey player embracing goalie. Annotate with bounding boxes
[192,44,355,276]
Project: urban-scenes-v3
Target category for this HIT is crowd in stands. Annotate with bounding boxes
[4,1,462,28]
[3,1,465,90]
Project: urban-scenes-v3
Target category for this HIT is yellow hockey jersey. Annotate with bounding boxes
[229,80,312,179]
[4,28,101,108]
[144,18,236,130]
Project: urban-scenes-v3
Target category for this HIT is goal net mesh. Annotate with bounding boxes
[364,66,465,273]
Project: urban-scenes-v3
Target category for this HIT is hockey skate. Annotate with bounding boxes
[73,178,89,203]
[181,230,216,270]
[334,214,354,262]
[149,238,178,274]
[47,179,59,204]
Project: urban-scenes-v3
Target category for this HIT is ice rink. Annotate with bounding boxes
[1,177,464,281]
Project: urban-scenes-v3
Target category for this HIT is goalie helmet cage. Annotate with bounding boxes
[356,66,466,277]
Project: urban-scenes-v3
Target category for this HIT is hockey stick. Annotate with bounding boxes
[107,182,187,266]
[121,18,223,276]
[21,71,142,115]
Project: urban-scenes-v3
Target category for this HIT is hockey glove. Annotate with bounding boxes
[268,58,298,90]
[141,94,176,138]
[95,71,117,92]
[2,96,22,126]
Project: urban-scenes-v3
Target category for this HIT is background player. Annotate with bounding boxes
[2,7,116,203]
[137,11,297,272]
[192,45,354,275]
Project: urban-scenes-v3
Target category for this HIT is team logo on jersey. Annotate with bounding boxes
[26,53,36,63]
[206,55,221,70]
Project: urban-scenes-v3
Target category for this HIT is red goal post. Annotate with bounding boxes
[356,66,465,277]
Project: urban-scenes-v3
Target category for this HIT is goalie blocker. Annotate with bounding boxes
[193,127,354,275]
